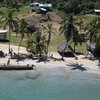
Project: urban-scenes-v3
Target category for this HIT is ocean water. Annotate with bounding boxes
[0,67,100,100]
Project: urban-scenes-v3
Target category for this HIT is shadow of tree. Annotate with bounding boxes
[66,62,87,71]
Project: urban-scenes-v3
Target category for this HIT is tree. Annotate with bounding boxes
[60,14,79,49]
[59,14,79,59]
[26,29,47,61]
[18,19,37,54]
[86,17,100,48]
[41,23,54,53]
[0,8,18,53]
[17,19,28,54]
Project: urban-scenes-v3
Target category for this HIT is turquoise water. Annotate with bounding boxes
[0,67,100,100]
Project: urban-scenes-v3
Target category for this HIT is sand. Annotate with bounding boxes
[0,44,100,75]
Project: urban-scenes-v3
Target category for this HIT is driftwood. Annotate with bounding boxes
[0,65,33,70]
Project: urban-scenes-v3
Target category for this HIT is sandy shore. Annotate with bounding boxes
[0,44,100,75]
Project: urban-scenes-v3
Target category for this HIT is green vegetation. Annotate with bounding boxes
[0,8,18,53]
[0,0,100,59]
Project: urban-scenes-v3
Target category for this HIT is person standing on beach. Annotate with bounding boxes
[7,59,10,65]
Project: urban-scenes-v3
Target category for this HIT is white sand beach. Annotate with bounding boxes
[0,44,100,75]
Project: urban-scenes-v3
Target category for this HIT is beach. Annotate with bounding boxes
[0,44,100,75]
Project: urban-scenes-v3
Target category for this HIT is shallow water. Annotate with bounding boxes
[0,67,100,100]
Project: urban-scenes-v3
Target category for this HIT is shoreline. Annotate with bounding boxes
[0,44,100,76]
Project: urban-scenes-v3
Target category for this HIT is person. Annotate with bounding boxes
[4,63,6,67]
[7,59,10,65]
[10,48,13,57]
[75,56,78,60]
[27,64,29,67]
[31,64,36,70]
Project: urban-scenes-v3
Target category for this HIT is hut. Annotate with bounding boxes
[0,30,8,41]
[94,9,100,15]
[86,40,100,57]
[57,42,75,57]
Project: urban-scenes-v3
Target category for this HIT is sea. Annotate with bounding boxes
[0,67,100,100]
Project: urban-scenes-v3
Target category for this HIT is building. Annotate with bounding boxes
[94,9,100,15]
[0,30,7,41]
[86,40,100,57]
[29,2,39,7]
[57,42,75,57]
[29,2,52,12]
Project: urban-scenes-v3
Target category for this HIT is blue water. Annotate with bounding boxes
[0,67,100,100]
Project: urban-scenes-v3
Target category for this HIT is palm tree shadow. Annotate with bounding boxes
[66,62,87,71]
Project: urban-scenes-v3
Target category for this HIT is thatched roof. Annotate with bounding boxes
[57,42,69,52]
[86,40,100,57]
[86,40,95,53]
[57,42,75,57]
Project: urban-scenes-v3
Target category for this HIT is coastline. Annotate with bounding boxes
[0,44,100,76]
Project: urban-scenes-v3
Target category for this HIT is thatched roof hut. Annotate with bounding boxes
[57,42,75,57]
[86,40,100,57]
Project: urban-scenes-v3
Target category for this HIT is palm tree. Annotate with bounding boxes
[18,18,37,54]
[0,8,18,53]
[18,19,28,54]
[86,17,100,43]
[42,23,54,53]
[86,17,100,48]
[26,29,47,61]
[59,14,79,59]
[46,23,53,52]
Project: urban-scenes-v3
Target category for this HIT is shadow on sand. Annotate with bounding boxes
[66,62,87,72]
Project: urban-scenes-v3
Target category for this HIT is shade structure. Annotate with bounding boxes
[0,29,8,42]
[86,40,100,57]
[57,42,75,57]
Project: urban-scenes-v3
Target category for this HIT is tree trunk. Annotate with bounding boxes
[61,43,67,61]
[74,43,76,52]
[9,25,11,53]
[38,53,41,62]
[18,37,23,54]
[47,32,51,53]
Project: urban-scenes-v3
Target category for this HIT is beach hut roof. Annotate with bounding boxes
[39,4,52,8]
[57,42,75,57]
[57,42,68,52]
[0,30,7,33]
[86,40,95,51]
[57,42,74,52]
[94,9,100,13]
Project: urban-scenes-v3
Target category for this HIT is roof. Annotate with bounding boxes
[29,2,52,8]
[0,30,7,33]
[57,42,75,57]
[86,40,100,57]
[86,41,95,48]
[40,8,47,11]
[57,42,72,52]
[94,9,100,12]
[30,2,39,5]
[29,2,39,7]
[57,42,67,52]
[39,4,52,8]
